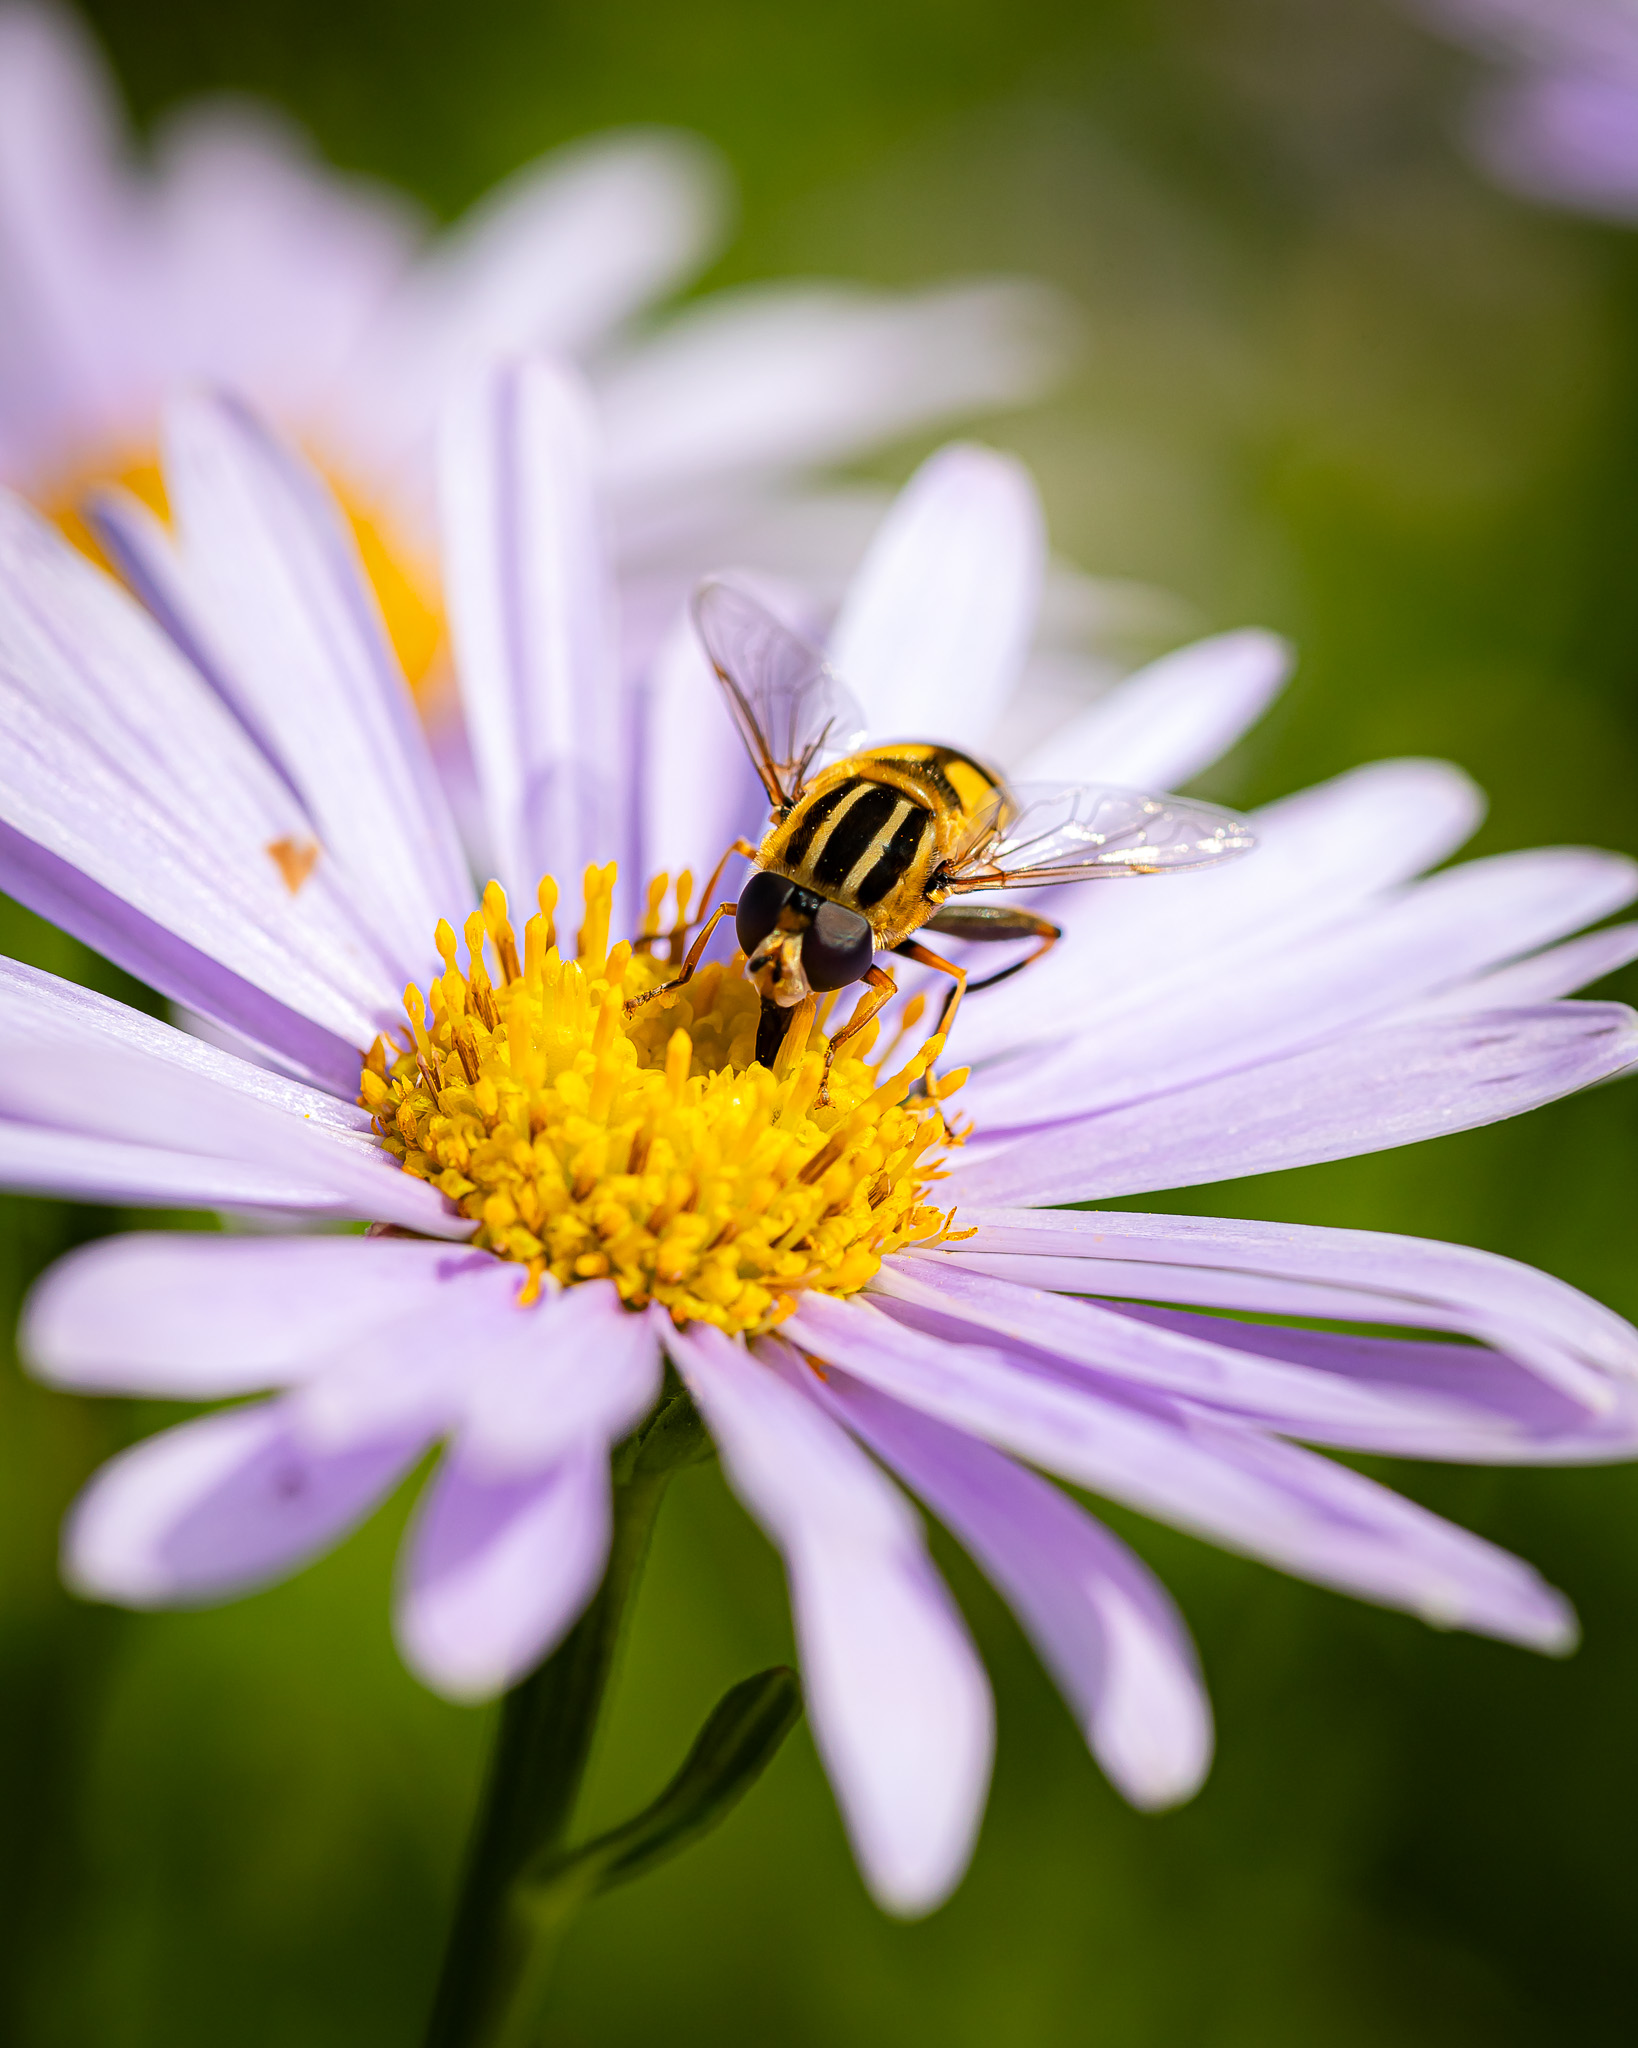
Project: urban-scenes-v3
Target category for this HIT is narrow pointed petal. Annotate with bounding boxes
[22,1233,503,1396]
[955,1004,1638,1205]
[0,1121,348,1213]
[0,3,142,474]
[156,391,470,977]
[829,443,1045,749]
[0,955,465,1231]
[965,847,1638,1128]
[335,130,728,479]
[671,1322,994,1916]
[1106,1303,1638,1462]
[1408,922,1638,1013]
[146,102,420,422]
[396,1442,611,1702]
[950,758,1485,1068]
[601,280,1071,499]
[787,1295,1577,1653]
[64,1399,427,1607]
[635,604,765,887]
[0,809,364,1089]
[936,1206,1638,1400]
[871,1255,1612,1450]
[1019,629,1293,791]
[813,1364,1213,1809]
[0,490,398,1045]
[440,358,627,907]
[457,1281,663,1478]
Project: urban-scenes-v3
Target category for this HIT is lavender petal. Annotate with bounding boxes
[396,1441,611,1701]
[787,1294,1577,1652]
[64,1398,427,1607]
[671,1320,994,1917]
[953,1003,1638,1205]
[810,1362,1213,1810]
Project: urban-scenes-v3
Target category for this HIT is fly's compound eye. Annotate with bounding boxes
[735,870,796,957]
[801,900,874,991]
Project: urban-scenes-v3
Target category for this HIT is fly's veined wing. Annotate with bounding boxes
[692,578,867,809]
[946,781,1256,892]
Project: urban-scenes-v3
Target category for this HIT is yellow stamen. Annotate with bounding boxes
[363,866,967,1335]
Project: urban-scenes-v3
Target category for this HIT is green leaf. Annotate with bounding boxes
[518,1666,802,1906]
[632,1387,716,1475]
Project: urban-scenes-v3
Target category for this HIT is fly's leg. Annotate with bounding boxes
[818,964,897,1105]
[669,839,758,964]
[891,941,967,1061]
[918,904,1061,1031]
[624,902,737,1016]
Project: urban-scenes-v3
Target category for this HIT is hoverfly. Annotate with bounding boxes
[629,578,1256,1091]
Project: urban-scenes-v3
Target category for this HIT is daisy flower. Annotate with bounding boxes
[1417,1,1638,219]
[5,364,1638,1936]
[0,2,1066,688]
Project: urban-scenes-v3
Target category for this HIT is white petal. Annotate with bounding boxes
[0,1120,345,1213]
[0,4,137,473]
[635,603,766,887]
[948,758,1485,1069]
[872,1256,1576,1446]
[937,1205,1638,1396]
[145,101,418,422]
[1405,921,1638,1013]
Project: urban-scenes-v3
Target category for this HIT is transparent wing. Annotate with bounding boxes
[692,578,867,809]
[945,780,1256,892]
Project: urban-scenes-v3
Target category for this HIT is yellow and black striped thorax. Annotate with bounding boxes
[757,743,1004,947]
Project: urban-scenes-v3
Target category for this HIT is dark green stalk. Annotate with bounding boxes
[421,1455,670,2048]
[420,1389,799,2048]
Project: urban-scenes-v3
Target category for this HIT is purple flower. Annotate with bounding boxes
[0,3,1068,686]
[1419,1,1638,218]
[5,364,1638,1916]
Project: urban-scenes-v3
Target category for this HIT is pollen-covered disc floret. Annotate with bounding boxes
[361,864,968,1333]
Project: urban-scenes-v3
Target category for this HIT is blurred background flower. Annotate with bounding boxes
[1417,2,1638,219]
[4,0,1638,2044]
[0,1,1070,697]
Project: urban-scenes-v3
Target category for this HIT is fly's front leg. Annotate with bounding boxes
[919,902,1061,1029]
[819,964,897,1104]
[892,941,968,1052]
[670,838,758,963]
[624,902,737,1015]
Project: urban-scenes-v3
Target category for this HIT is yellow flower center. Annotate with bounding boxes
[47,451,445,694]
[360,864,969,1333]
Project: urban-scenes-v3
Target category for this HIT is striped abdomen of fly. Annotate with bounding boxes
[757,742,1003,948]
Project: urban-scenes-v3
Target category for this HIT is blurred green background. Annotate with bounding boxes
[6,0,1638,2040]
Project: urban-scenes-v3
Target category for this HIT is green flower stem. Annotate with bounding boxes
[421,1395,698,2048]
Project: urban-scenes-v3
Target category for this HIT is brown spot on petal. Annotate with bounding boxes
[267,836,319,894]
